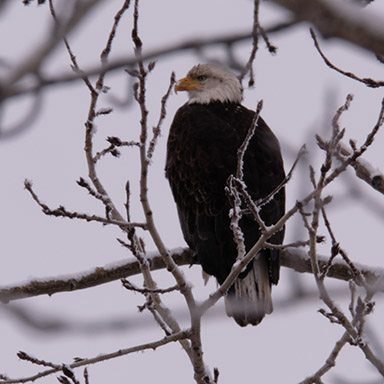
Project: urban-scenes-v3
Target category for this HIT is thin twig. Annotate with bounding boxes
[320,205,366,287]
[310,28,384,88]
[147,71,176,160]
[241,0,260,85]
[121,279,180,294]
[83,369,89,384]
[76,177,113,218]
[93,138,141,163]
[48,0,96,95]
[226,177,247,259]
[324,98,384,187]
[17,352,61,369]
[298,332,351,384]
[264,240,310,249]
[24,179,146,230]
[256,144,306,208]
[236,100,263,180]
[231,177,267,234]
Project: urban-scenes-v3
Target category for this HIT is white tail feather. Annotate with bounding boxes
[225,255,272,326]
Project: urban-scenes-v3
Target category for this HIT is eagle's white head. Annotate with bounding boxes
[175,64,243,104]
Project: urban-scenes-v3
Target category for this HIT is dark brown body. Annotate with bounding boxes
[166,101,285,325]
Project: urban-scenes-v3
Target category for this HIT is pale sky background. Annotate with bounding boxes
[1,1,384,383]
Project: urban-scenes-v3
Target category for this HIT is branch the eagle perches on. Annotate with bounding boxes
[0,246,383,304]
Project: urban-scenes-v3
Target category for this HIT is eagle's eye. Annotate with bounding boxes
[197,75,207,81]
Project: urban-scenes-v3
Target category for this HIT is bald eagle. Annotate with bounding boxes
[165,64,285,326]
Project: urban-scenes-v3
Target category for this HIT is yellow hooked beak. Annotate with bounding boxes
[174,77,201,93]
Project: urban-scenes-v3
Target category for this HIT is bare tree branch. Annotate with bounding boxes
[298,332,351,384]
[3,0,105,92]
[24,179,147,229]
[310,28,384,88]
[0,330,190,384]
[0,20,298,102]
[296,94,384,381]
[1,247,383,304]
[271,0,384,55]
[131,2,208,381]
[339,143,384,195]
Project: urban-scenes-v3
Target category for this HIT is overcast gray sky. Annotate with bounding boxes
[1,1,384,383]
